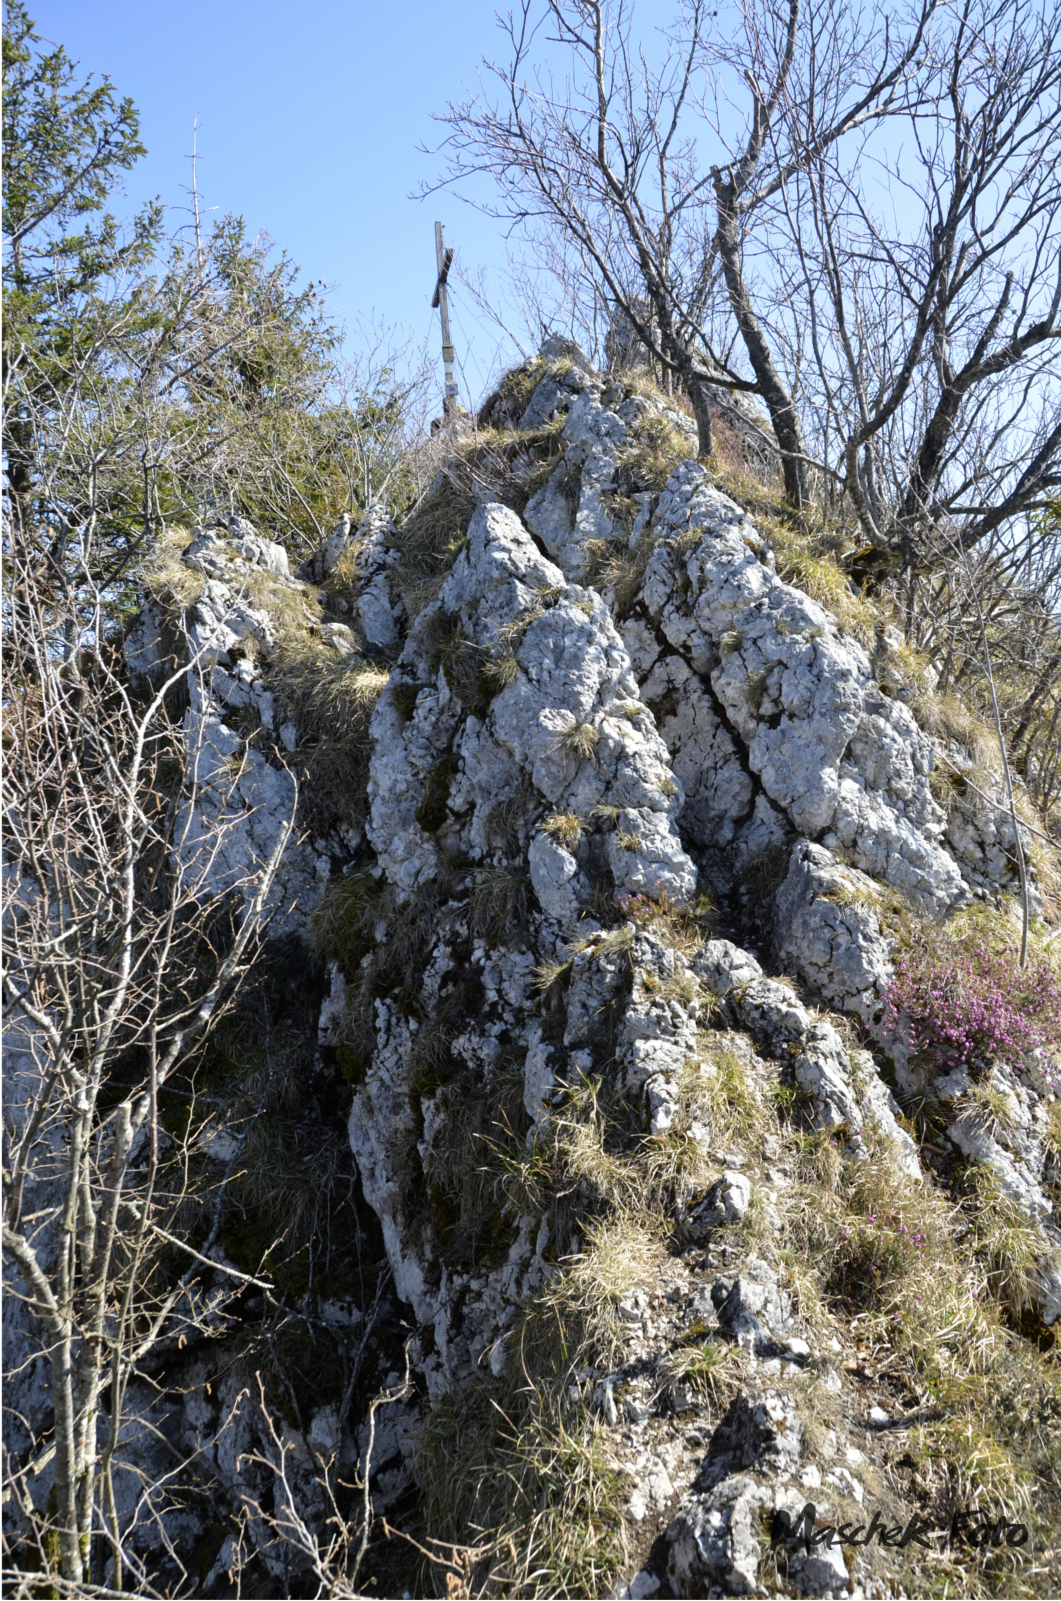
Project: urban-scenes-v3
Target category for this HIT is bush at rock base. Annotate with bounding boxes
[882,925,1061,1078]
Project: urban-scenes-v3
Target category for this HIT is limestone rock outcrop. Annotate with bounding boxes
[37,343,1055,1596]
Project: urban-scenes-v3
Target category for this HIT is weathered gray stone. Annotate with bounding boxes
[711,1258,791,1353]
[773,840,893,1024]
[298,511,353,582]
[626,462,971,915]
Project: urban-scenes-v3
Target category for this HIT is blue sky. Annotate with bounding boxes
[26,0,935,408]
[30,0,683,406]
[34,0,537,402]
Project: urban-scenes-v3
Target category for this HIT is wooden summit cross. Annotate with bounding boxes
[432,222,458,431]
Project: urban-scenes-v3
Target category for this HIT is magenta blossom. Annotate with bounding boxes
[882,936,1061,1077]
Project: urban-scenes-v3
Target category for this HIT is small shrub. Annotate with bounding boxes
[882,932,1061,1078]
[829,1209,932,1305]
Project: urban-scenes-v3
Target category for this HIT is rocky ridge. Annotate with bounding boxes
[307,348,1057,1595]
[24,343,1058,1596]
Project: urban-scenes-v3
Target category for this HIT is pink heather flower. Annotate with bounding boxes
[882,936,1061,1077]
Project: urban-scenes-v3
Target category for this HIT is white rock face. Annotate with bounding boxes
[350,502,406,650]
[629,463,966,913]
[518,351,594,430]
[366,501,696,921]
[162,524,329,934]
[350,497,704,1390]
[773,840,894,1024]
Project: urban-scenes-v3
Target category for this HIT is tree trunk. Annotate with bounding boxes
[714,191,808,507]
[687,375,715,461]
[1013,644,1061,749]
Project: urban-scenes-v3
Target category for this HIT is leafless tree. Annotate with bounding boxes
[426,0,741,459]
[426,0,938,498]
[763,0,1061,559]
[1,526,296,1590]
[429,0,1061,544]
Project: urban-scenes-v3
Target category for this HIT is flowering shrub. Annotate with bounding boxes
[614,890,658,921]
[614,886,713,923]
[882,933,1061,1078]
[830,1210,930,1305]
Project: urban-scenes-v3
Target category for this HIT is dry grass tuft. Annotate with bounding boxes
[541,811,589,849]
[391,473,476,616]
[470,866,531,947]
[552,720,602,762]
[584,533,656,618]
[687,1041,768,1145]
[617,412,691,492]
[141,524,206,611]
[272,649,388,829]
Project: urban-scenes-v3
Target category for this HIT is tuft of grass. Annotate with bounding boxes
[429,613,489,715]
[592,802,621,826]
[242,568,324,639]
[416,1374,632,1600]
[616,411,691,492]
[486,777,539,856]
[912,687,1001,764]
[786,1126,1061,1553]
[470,866,531,947]
[588,924,635,959]
[392,474,476,617]
[663,1332,743,1405]
[541,811,589,849]
[689,1040,767,1144]
[527,1211,669,1372]
[272,649,389,830]
[954,1080,1022,1141]
[966,1169,1058,1322]
[420,1054,528,1274]
[552,720,601,763]
[534,956,573,994]
[746,666,770,712]
[584,533,656,618]
[481,651,520,694]
[141,524,206,611]
[309,865,384,972]
[476,356,549,428]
